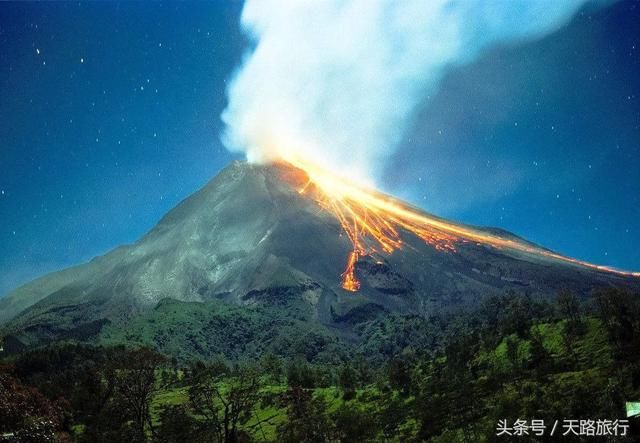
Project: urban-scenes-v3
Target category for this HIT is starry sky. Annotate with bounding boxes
[0,1,638,297]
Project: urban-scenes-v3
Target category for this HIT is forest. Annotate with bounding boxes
[1,287,639,442]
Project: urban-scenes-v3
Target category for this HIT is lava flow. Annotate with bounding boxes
[279,157,640,292]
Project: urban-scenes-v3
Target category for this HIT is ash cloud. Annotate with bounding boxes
[222,0,593,183]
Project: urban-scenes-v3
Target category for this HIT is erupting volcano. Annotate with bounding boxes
[278,157,640,292]
[1,160,639,351]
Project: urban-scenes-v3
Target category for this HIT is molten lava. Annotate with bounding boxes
[279,157,640,292]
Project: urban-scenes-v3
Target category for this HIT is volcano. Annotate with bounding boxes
[1,161,638,357]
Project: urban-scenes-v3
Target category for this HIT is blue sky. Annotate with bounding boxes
[0,1,638,297]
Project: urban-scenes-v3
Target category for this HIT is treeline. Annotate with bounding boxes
[1,287,639,442]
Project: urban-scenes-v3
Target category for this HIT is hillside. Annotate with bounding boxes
[2,288,638,441]
[1,161,638,355]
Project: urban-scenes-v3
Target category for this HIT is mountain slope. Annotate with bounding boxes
[1,161,638,353]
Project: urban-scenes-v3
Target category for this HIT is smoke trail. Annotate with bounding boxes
[222,0,592,183]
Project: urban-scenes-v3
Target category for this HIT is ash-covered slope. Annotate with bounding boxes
[1,161,637,352]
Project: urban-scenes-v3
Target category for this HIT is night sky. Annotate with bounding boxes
[0,1,638,297]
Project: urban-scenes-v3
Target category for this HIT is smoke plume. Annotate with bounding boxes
[222,0,591,183]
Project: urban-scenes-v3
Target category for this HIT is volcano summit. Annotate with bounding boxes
[0,161,638,358]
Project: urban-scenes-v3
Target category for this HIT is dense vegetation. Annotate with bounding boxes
[1,287,639,442]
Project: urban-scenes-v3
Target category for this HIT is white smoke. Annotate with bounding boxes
[222,0,591,183]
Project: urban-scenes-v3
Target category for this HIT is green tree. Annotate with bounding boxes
[188,365,263,443]
[113,348,166,442]
[277,386,332,443]
[557,289,581,323]
[338,363,358,400]
[332,403,378,442]
[286,359,317,389]
[387,358,413,395]
[259,352,283,383]
[505,336,521,373]
[155,405,201,443]
[528,327,551,377]
[595,288,640,353]
[377,392,408,441]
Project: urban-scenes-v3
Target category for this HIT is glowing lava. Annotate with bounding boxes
[279,157,640,292]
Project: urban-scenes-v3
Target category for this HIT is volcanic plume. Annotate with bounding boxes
[222,0,595,182]
[217,0,629,293]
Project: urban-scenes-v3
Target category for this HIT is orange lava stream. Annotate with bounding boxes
[280,157,640,291]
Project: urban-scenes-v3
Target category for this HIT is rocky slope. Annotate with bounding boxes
[1,161,637,353]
